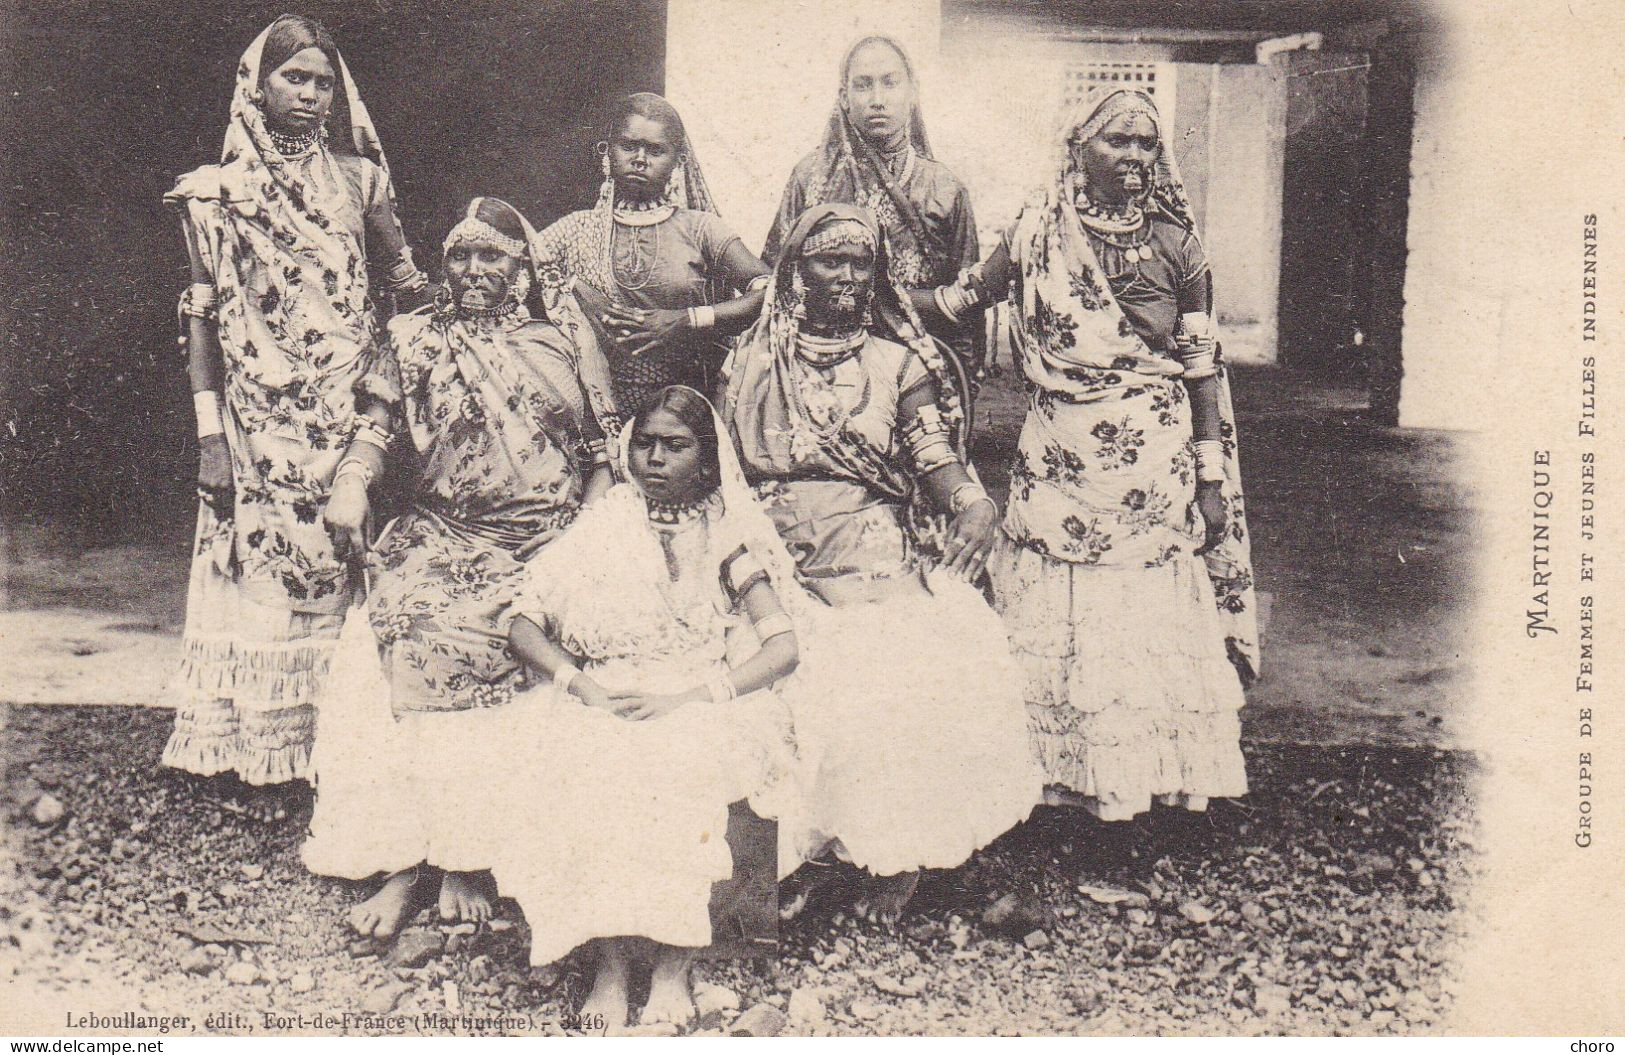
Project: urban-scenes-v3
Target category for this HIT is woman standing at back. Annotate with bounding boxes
[162,15,427,803]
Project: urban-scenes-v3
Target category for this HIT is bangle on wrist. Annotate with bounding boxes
[686,304,716,330]
[1193,439,1226,484]
[193,390,226,440]
[333,455,376,492]
[950,480,993,516]
[554,663,580,694]
[707,672,736,703]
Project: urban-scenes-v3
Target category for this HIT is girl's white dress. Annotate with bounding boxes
[479,483,795,966]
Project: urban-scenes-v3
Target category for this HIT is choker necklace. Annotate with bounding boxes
[645,494,710,525]
[457,297,523,322]
[267,126,320,158]
[1074,190,1154,262]
[795,329,867,368]
[614,193,677,227]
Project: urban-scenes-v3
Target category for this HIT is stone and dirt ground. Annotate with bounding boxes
[0,364,1484,1036]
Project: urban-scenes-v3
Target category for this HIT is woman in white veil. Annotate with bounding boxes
[486,385,807,1032]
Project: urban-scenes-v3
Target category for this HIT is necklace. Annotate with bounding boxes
[645,494,710,526]
[646,492,715,584]
[267,126,320,158]
[611,220,663,292]
[614,196,677,225]
[794,329,867,368]
[457,296,523,324]
[789,338,871,442]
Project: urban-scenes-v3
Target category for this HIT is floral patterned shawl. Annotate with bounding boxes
[1007,87,1259,678]
[164,18,401,611]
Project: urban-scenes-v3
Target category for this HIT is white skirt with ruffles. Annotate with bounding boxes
[989,533,1248,821]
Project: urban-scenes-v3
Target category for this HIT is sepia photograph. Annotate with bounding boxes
[0,0,1618,1040]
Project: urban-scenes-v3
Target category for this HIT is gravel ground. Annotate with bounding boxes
[2,704,1477,1037]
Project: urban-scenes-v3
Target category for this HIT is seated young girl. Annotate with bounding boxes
[492,386,804,1032]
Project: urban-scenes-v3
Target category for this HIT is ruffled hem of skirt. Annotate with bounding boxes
[162,699,316,785]
[991,535,1247,819]
[173,634,337,711]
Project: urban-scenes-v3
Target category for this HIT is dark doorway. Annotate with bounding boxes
[1276,48,1370,377]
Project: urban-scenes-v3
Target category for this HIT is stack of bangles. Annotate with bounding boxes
[932,267,991,326]
[333,414,392,492]
[178,283,219,364]
[1193,439,1226,485]
[380,247,429,296]
[903,404,959,476]
[949,479,995,516]
[1176,334,1221,382]
[685,305,716,330]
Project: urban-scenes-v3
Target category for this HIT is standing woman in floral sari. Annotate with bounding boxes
[162,15,428,796]
[923,85,1259,821]
[303,197,619,937]
[532,93,769,413]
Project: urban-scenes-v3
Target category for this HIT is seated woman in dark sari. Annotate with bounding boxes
[722,203,1041,924]
[303,197,619,937]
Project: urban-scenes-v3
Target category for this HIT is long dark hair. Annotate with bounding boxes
[632,386,721,494]
[257,14,353,153]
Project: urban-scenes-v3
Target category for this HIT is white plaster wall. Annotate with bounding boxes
[1394,27,1496,430]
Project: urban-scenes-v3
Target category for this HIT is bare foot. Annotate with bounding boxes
[437,870,495,923]
[577,940,630,1035]
[348,868,421,939]
[639,946,696,1027]
[855,869,920,927]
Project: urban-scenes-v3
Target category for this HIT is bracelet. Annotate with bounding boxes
[746,274,771,293]
[950,481,994,516]
[752,611,794,642]
[554,663,580,695]
[686,305,716,330]
[933,285,962,326]
[181,283,218,320]
[1193,439,1226,484]
[332,456,376,492]
[707,672,736,704]
[381,248,428,293]
[193,390,226,440]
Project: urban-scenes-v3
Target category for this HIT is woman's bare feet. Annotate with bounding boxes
[855,869,920,927]
[348,868,422,939]
[578,939,631,1035]
[437,870,496,923]
[640,945,696,1027]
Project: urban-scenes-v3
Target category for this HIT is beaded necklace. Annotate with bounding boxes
[267,126,321,159]
[1073,186,1155,265]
